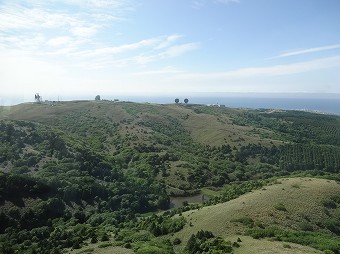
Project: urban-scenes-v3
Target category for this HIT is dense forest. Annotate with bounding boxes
[0,101,339,254]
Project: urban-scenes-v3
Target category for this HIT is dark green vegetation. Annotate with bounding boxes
[0,101,339,254]
[248,227,340,253]
[185,230,233,254]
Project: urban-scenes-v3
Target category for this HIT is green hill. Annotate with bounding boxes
[73,178,339,254]
[172,178,340,245]
[0,100,339,254]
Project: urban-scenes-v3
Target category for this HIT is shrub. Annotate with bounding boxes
[124,242,132,249]
[232,242,240,247]
[173,238,181,245]
[72,241,81,249]
[247,227,340,253]
[231,217,254,228]
[90,236,98,243]
[323,199,337,209]
[136,240,174,254]
[98,243,112,248]
[298,221,313,231]
[100,233,109,241]
[274,203,287,212]
[185,230,233,254]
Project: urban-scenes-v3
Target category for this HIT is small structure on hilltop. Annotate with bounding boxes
[208,103,225,108]
[34,93,42,103]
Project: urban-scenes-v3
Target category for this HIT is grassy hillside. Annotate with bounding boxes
[229,236,323,254]
[0,100,340,254]
[167,178,340,253]
[74,178,339,254]
[173,178,340,239]
[0,101,285,148]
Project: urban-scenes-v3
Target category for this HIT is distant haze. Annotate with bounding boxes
[2,93,340,116]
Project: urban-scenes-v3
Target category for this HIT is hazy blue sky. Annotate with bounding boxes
[1,0,340,102]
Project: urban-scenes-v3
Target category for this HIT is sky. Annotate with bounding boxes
[1,0,340,103]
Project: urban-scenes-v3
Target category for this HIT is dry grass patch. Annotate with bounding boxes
[227,236,323,254]
[182,110,279,147]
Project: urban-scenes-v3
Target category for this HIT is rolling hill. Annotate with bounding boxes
[0,100,339,254]
[0,101,289,148]
[172,178,340,246]
[73,177,340,254]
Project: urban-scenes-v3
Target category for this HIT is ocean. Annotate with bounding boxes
[115,96,340,116]
[2,95,340,116]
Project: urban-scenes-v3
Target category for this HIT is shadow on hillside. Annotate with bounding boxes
[7,197,25,207]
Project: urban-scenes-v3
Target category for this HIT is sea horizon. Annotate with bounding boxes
[2,94,340,116]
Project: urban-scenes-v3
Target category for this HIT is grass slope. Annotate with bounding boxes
[227,236,323,254]
[182,109,279,147]
[0,101,280,147]
[171,178,340,251]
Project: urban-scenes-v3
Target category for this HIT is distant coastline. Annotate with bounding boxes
[114,96,340,116]
[1,94,340,116]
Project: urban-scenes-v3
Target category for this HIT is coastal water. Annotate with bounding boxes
[118,96,340,116]
[198,97,340,115]
[2,95,340,116]
[170,194,209,209]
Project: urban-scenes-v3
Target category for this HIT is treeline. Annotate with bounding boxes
[247,227,340,254]
[185,230,233,254]
[138,214,186,236]
[233,110,340,145]
[173,141,340,190]
[236,143,340,173]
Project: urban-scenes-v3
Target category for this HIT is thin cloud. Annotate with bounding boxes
[273,44,340,58]
[63,0,128,9]
[159,43,200,58]
[73,36,168,57]
[71,35,196,64]
[0,1,130,36]
[155,34,183,49]
[0,5,38,30]
[47,36,73,47]
[134,42,200,65]
[82,42,200,68]
[0,1,192,69]
[70,25,100,37]
[134,66,184,76]
[0,34,46,51]
[0,4,80,31]
[0,1,132,57]
[0,2,196,73]
[178,55,340,80]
